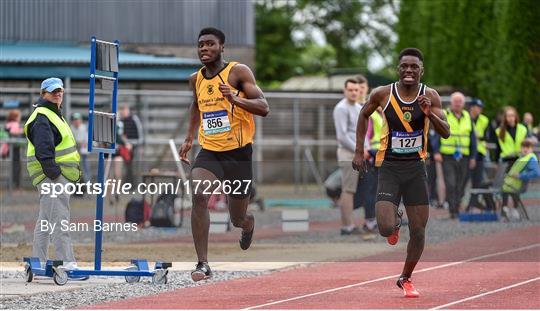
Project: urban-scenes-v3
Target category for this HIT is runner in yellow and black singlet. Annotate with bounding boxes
[179,28,269,282]
[353,48,450,298]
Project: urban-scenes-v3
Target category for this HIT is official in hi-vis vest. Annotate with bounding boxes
[501,139,540,219]
[24,77,85,275]
[496,106,529,166]
[436,92,477,219]
[468,99,489,209]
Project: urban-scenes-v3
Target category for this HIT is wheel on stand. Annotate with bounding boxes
[125,265,141,283]
[152,269,168,285]
[25,264,33,283]
[53,267,68,286]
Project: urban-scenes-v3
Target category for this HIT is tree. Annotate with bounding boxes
[255,1,303,85]
[297,0,398,70]
[396,0,540,117]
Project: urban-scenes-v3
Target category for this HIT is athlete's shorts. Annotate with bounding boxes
[337,147,359,193]
[376,160,429,206]
[192,143,252,199]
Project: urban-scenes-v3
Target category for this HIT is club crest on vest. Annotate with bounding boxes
[403,111,412,122]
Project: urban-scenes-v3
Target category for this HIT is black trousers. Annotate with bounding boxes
[354,162,377,220]
[468,155,485,207]
[442,155,470,217]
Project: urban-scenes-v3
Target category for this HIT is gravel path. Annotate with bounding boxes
[0,270,268,310]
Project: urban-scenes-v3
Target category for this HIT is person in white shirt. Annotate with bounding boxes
[333,77,370,235]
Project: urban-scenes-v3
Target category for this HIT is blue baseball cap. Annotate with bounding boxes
[469,98,484,108]
[41,77,64,92]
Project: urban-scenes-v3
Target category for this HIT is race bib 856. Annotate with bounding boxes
[202,110,231,135]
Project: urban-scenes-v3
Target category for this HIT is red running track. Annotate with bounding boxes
[87,225,540,310]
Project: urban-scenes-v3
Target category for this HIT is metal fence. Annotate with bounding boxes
[2,87,539,191]
[0,87,344,189]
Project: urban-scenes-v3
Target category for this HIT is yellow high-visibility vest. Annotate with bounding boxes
[496,124,527,159]
[503,153,537,193]
[370,111,383,151]
[474,114,489,156]
[440,110,473,156]
[24,107,81,186]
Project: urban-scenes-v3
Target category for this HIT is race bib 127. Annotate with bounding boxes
[391,130,423,154]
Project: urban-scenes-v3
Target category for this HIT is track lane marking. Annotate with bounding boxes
[243,243,540,310]
[430,277,540,310]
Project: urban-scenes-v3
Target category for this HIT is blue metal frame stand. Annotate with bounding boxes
[24,37,171,286]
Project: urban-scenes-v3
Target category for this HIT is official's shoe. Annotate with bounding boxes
[340,226,362,236]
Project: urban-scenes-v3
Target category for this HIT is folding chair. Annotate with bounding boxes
[466,162,508,214]
[505,182,531,221]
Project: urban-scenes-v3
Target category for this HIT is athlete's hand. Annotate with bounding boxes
[219,83,236,104]
[364,149,371,160]
[418,95,432,116]
[352,151,368,173]
[179,140,192,165]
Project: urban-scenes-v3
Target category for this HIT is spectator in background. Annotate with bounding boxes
[70,113,91,182]
[523,112,534,133]
[24,77,86,278]
[108,117,131,204]
[468,99,489,209]
[120,104,143,184]
[486,107,506,161]
[501,139,540,220]
[427,125,446,209]
[496,106,529,167]
[356,75,377,234]
[333,77,365,235]
[5,109,24,188]
[437,92,477,219]
[522,112,538,144]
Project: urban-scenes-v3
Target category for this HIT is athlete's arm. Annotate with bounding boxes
[179,73,201,164]
[420,88,450,139]
[352,86,387,172]
[219,64,269,117]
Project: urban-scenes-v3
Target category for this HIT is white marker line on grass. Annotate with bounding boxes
[243,243,540,310]
[430,276,540,310]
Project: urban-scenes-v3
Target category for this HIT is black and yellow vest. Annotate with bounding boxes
[195,62,255,152]
[375,82,429,167]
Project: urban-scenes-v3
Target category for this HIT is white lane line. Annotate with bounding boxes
[243,243,540,310]
[430,276,540,310]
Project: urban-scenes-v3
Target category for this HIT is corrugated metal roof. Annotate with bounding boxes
[0,0,254,46]
[0,41,200,66]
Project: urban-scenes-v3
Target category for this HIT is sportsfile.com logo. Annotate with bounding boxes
[39,179,252,197]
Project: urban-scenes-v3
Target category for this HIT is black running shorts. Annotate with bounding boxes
[376,160,429,206]
[192,143,252,199]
